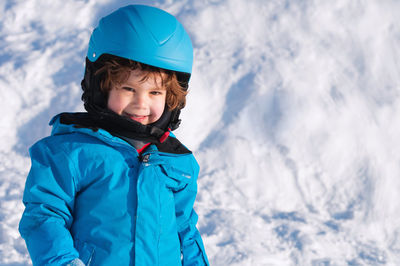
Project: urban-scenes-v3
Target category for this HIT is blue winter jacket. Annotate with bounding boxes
[19,114,209,266]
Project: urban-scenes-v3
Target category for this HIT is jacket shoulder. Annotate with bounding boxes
[32,130,107,154]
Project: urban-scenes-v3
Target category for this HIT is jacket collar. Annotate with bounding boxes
[50,112,192,155]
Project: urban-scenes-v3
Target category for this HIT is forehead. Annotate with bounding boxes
[126,69,167,88]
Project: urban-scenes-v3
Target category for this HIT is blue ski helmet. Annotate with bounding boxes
[87,5,193,74]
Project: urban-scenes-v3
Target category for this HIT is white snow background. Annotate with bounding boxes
[1,0,400,265]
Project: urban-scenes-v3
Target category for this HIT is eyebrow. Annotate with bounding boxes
[121,86,166,90]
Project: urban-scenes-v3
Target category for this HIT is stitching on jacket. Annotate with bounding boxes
[55,141,82,194]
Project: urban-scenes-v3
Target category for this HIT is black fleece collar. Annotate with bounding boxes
[59,112,191,155]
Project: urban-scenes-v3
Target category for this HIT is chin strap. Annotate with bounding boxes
[169,109,181,131]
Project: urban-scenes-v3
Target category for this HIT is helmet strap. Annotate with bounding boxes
[169,109,182,131]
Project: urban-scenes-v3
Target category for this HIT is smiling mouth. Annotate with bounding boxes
[123,112,148,123]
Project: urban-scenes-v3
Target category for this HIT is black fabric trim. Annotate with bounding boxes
[59,112,161,142]
[58,112,192,155]
[155,136,191,154]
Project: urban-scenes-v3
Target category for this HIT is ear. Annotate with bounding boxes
[176,72,191,90]
[81,57,109,113]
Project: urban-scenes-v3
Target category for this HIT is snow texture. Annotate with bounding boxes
[1,0,400,265]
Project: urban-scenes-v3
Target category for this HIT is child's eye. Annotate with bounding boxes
[122,87,135,92]
[150,91,163,95]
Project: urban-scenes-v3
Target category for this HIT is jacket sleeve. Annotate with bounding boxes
[173,163,209,266]
[19,140,80,265]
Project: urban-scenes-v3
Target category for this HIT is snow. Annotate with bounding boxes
[1,0,400,265]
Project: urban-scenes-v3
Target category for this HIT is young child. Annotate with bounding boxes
[19,5,209,266]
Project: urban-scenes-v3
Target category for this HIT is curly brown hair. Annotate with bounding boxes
[95,56,188,110]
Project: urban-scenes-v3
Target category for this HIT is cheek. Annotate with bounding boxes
[152,97,166,117]
[107,93,126,114]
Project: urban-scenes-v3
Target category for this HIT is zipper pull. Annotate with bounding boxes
[139,153,150,163]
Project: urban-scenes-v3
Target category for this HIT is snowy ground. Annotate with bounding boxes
[1,0,400,265]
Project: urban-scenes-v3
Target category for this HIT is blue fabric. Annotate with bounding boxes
[67,258,85,266]
[19,114,209,266]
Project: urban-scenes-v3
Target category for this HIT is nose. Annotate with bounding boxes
[132,92,147,108]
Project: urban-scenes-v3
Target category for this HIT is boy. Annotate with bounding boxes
[19,5,209,266]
